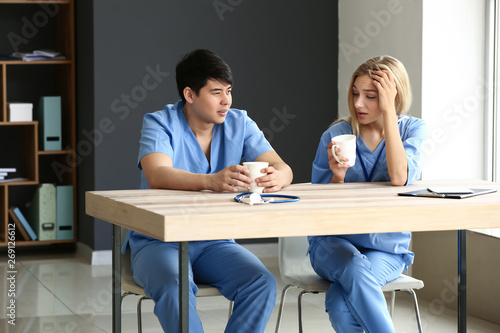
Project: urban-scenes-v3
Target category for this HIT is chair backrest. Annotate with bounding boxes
[279,236,317,279]
[120,227,134,282]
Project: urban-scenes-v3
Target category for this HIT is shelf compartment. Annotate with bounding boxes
[0,122,38,183]
[0,185,6,242]
[0,2,73,61]
[5,65,74,150]
[1,64,5,122]
[6,65,59,106]
[38,153,75,185]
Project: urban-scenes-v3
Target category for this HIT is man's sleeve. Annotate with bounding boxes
[242,115,273,161]
[137,112,174,170]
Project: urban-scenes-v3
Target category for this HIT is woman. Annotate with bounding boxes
[309,56,427,332]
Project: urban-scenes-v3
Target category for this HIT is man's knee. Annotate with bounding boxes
[255,269,277,295]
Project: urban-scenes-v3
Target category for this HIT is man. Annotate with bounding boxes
[122,49,293,332]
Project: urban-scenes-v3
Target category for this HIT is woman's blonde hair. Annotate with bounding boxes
[340,56,412,136]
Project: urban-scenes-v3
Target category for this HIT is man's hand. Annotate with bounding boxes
[207,165,252,192]
[254,166,286,193]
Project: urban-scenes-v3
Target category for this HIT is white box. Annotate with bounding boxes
[8,102,33,122]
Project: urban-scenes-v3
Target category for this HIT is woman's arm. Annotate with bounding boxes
[372,70,408,186]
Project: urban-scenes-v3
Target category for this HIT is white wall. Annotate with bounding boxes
[421,1,498,238]
[421,0,487,180]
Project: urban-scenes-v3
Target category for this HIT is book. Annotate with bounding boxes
[0,177,28,183]
[11,52,65,61]
[8,208,29,241]
[9,207,37,240]
[11,52,29,58]
[23,55,53,61]
[0,168,16,172]
[0,54,19,61]
[33,50,61,58]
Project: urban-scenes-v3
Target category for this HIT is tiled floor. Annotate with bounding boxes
[1,248,500,333]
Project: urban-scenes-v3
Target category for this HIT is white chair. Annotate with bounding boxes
[275,236,424,333]
[120,227,233,332]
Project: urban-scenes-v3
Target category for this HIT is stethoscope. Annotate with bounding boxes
[234,192,300,205]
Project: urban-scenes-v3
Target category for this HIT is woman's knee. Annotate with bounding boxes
[325,286,350,323]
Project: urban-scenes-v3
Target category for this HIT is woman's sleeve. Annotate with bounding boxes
[312,131,333,184]
[404,118,428,185]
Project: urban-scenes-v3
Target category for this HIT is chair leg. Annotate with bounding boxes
[228,300,234,320]
[406,289,423,333]
[275,284,293,333]
[137,296,148,333]
[126,293,233,332]
[298,290,325,333]
[388,290,396,317]
[298,290,306,333]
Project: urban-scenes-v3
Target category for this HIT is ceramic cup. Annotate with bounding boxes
[331,134,356,166]
[243,161,269,193]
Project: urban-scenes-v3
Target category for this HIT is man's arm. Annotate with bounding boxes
[141,152,252,192]
[253,150,293,193]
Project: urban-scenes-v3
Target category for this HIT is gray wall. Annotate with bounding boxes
[76,1,339,251]
[412,231,500,325]
[338,0,422,119]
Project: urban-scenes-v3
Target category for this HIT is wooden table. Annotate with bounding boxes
[85,180,500,333]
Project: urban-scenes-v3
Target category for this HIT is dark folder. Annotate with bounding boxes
[398,188,497,199]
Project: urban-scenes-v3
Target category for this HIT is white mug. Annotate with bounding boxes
[331,134,356,166]
[243,161,269,193]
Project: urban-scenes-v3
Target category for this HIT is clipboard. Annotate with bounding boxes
[398,187,497,199]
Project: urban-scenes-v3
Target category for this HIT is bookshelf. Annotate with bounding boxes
[0,0,76,246]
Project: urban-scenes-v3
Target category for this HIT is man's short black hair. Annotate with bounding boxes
[176,49,233,103]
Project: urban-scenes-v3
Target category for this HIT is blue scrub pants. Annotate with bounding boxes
[308,236,405,333]
[129,235,276,333]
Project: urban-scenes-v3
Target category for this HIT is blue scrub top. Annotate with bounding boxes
[312,116,427,184]
[122,100,273,253]
[309,116,427,267]
[138,100,273,188]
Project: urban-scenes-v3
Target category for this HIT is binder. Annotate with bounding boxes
[38,96,62,151]
[29,184,57,240]
[56,185,74,240]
